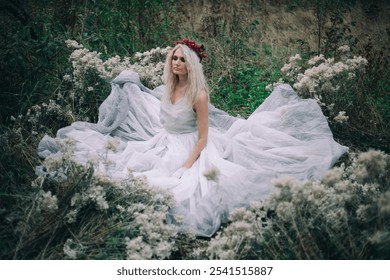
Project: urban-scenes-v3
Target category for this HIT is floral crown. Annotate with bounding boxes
[174,38,207,61]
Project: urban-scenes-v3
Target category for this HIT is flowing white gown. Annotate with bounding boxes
[38,70,348,237]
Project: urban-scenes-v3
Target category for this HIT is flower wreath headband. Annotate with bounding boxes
[174,38,207,62]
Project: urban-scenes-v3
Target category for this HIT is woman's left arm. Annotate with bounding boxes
[182,90,209,169]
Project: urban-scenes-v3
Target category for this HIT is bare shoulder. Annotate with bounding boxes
[194,89,209,112]
[197,89,209,104]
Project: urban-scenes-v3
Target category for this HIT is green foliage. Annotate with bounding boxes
[210,66,279,117]
[0,125,40,259]
[0,13,69,124]
[358,42,390,126]
[0,0,178,124]
[76,0,177,56]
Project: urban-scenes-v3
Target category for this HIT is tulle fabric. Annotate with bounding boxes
[38,70,348,237]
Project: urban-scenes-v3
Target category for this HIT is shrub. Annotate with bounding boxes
[11,138,191,260]
[197,150,390,259]
[268,46,389,151]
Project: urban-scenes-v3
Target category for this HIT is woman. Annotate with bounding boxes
[163,40,209,177]
[38,39,348,237]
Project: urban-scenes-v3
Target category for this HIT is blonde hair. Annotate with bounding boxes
[162,44,209,107]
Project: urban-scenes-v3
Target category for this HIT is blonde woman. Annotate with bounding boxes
[162,40,209,177]
[38,39,348,237]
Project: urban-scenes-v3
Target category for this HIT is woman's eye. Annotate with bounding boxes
[180,57,186,62]
[172,56,178,61]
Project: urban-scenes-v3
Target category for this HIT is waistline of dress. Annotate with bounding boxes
[162,127,198,136]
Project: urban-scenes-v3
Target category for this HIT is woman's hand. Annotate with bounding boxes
[172,167,188,178]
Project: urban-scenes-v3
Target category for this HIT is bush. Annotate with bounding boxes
[10,138,193,260]
[198,150,390,259]
[268,46,389,151]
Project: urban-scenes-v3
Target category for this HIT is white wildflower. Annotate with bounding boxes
[354,150,388,182]
[325,208,347,225]
[378,191,390,215]
[65,39,83,49]
[39,191,58,211]
[63,238,85,259]
[281,63,292,74]
[125,236,153,259]
[308,54,325,66]
[289,53,302,63]
[65,209,78,223]
[218,250,237,260]
[231,221,252,233]
[116,205,125,212]
[105,137,120,152]
[203,167,221,182]
[265,83,273,91]
[326,103,335,111]
[63,74,71,81]
[273,176,300,190]
[87,185,109,210]
[347,72,356,80]
[230,208,254,222]
[322,166,344,186]
[356,205,373,223]
[154,241,173,259]
[338,45,350,53]
[333,111,349,123]
[369,231,389,245]
[276,201,294,222]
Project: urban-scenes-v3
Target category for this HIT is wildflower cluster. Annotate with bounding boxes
[9,95,76,138]
[65,39,171,90]
[267,46,368,125]
[15,140,187,260]
[12,40,171,137]
[195,203,265,259]
[292,51,367,98]
[63,238,86,259]
[36,190,59,212]
[132,46,171,88]
[199,149,389,259]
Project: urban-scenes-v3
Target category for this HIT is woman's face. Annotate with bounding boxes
[171,48,188,76]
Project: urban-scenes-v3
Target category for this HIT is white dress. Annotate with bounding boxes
[38,70,348,237]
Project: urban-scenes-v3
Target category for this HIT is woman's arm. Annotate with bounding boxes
[182,90,209,169]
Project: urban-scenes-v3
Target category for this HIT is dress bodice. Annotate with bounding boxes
[159,97,197,134]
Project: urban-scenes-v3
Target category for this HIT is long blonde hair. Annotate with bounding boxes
[162,44,209,107]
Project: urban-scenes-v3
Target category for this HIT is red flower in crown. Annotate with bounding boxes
[174,38,207,61]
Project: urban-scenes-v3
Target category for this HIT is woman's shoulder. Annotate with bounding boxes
[198,89,208,102]
[194,89,208,107]
[193,89,209,112]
